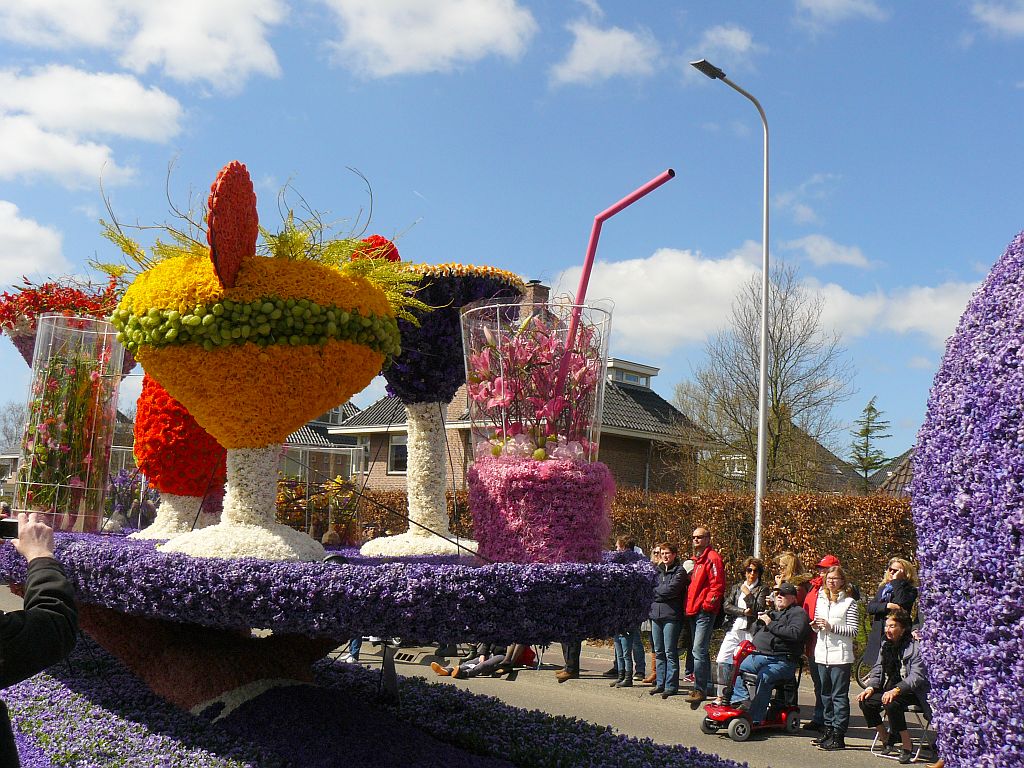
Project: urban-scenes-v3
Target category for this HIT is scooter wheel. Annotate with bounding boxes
[700,718,717,734]
[785,714,801,734]
[727,717,751,742]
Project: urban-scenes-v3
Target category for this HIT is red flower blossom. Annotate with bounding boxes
[353,235,401,262]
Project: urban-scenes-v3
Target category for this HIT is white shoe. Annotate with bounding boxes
[339,653,356,664]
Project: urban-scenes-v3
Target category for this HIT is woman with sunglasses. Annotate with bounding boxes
[648,541,689,699]
[712,556,770,705]
[863,558,919,672]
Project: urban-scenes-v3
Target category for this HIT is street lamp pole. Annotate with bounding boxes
[690,59,770,558]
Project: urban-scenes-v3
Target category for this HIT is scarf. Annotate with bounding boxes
[880,638,903,689]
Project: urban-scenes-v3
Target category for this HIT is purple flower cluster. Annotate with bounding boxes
[6,637,277,767]
[0,533,654,644]
[912,230,1024,767]
[384,273,521,404]
[311,661,750,768]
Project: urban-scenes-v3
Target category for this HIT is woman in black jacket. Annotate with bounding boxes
[863,558,918,668]
[713,556,770,704]
[648,541,689,699]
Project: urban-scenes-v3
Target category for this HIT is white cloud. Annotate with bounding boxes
[0,115,134,187]
[795,0,888,28]
[554,248,759,356]
[0,66,182,142]
[551,20,659,86]
[907,356,934,370]
[322,0,537,77]
[0,0,284,90]
[0,201,70,284]
[783,234,870,268]
[774,173,838,225]
[550,246,976,360]
[350,374,389,408]
[971,1,1024,37]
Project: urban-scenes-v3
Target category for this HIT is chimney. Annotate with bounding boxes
[521,279,549,305]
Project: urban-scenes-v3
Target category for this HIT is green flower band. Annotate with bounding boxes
[110,296,401,357]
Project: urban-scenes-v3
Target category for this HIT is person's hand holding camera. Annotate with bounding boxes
[13,512,56,563]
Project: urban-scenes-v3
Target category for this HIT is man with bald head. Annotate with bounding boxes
[684,525,725,706]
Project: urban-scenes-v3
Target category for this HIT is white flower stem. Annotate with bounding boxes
[130,493,201,539]
[222,445,280,527]
[405,402,451,538]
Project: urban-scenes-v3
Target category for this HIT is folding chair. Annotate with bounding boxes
[870,702,934,762]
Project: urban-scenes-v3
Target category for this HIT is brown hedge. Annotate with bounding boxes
[352,487,914,592]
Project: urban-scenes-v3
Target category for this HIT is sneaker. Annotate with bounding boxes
[339,653,356,664]
[602,666,619,678]
[683,673,695,684]
[898,749,913,764]
[429,662,450,677]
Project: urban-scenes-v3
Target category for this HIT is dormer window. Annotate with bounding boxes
[607,359,657,389]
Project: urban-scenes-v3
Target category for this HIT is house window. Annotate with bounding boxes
[356,436,370,473]
[387,435,408,474]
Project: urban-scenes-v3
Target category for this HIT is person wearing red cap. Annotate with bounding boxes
[801,553,841,732]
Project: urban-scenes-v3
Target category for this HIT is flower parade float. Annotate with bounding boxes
[109,160,406,561]
[130,373,227,538]
[912,229,1024,768]
[361,261,525,557]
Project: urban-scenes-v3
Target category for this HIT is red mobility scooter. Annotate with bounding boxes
[699,640,802,742]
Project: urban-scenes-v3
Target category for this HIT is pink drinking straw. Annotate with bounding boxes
[554,168,675,396]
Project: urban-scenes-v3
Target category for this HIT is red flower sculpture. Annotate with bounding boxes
[353,234,401,262]
[206,160,259,289]
[134,375,227,497]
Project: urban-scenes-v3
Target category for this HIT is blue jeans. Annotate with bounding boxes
[348,637,362,659]
[651,618,683,692]
[730,654,798,724]
[687,611,715,694]
[614,627,645,677]
[817,663,852,733]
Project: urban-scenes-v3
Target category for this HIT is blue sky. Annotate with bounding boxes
[0,0,1022,461]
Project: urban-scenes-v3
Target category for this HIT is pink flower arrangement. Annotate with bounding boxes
[467,456,614,563]
[462,303,610,462]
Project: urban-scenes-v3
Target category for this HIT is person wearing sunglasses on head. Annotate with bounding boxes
[712,556,770,705]
[863,558,918,674]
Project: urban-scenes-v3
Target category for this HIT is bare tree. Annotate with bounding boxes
[675,263,855,492]
[0,401,27,453]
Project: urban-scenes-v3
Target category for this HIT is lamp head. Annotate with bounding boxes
[690,59,726,80]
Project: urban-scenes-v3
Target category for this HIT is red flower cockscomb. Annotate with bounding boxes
[134,375,227,497]
[353,235,400,262]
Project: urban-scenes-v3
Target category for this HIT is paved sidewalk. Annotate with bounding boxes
[360,642,932,768]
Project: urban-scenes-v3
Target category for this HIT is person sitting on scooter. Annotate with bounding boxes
[729,581,811,726]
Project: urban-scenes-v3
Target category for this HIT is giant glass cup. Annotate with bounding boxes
[461,301,614,563]
[15,314,124,531]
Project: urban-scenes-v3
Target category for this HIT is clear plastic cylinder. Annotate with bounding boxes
[14,314,124,531]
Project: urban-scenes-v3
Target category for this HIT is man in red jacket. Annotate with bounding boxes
[684,526,725,705]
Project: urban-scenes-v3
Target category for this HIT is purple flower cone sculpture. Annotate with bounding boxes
[913,230,1024,767]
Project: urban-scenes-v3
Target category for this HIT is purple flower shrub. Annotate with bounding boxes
[468,457,615,564]
[912,230,1024,767]
[312,661,750,768]
[13,732,53,768]
[0,533,653,643]
[384,273,522,404]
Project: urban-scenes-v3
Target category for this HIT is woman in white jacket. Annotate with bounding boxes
[811,565,860,751]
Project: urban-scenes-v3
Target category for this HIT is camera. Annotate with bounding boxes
[0,518,19,539]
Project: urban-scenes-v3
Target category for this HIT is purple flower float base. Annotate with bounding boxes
[468,457,614,564]
[912,230,1024,767]
[0,533,653,644]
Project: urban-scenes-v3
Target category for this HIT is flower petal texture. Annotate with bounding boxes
[207,160,258,289]
[912,230,1024,767]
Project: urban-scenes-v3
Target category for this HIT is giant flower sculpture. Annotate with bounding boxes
[361,262,524,557]
[130,374,227,539]
[110,161,403,561]
[913,229,1024,767]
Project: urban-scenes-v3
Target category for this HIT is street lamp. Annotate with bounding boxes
[690,58,770,558]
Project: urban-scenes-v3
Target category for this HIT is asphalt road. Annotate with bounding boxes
[362,642,933,768]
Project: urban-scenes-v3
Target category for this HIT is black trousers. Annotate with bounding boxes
[859,688,922,734]
[561,640,582,673]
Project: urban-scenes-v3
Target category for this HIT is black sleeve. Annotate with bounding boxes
[866,587,889,618]
[0,557,78,687]
[723,584,745,617]
[892,582,918,614]
[653,568,686,602]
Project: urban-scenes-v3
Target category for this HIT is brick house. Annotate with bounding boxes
[329,358,697,493]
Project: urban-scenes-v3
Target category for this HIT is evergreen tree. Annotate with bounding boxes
[849,396,891,494]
